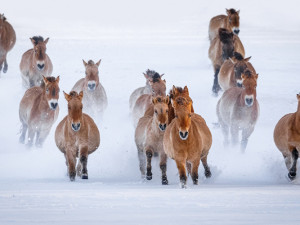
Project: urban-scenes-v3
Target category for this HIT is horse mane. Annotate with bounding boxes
[175,96,189,105]
[243,69,252,78]
[40,76,56,88]
[234,52,244,61]
[228,8,237,14]
[87,60,95,65]
[32,36,44,44]
[145,69,157,77]
[152,72,161,83]
[69,91,79,97]
[0,15,6,21]
[219,28,233,43]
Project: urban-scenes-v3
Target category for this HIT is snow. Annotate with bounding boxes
[1,0,300,224]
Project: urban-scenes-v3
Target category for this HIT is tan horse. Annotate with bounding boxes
[20,36,53,88]
[163,96,212,188]
[209,8,240,42]
[129,69,162,110]
[132,73,166,127]
[217,70,259,151]
[135,96,169,184]
[218,52,255,91]
[209,28,245,95]
[19,76,60,147]
[0,14,16,74]
[55,91,100,181]
[274,94,300,180]
[71,59,107,119]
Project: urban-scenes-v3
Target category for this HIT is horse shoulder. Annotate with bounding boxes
[163,119,177,159]
[193,114,212,151]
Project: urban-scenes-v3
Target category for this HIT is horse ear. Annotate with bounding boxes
[237,10,240,15]
[183,86,189,95]
[96,59,101,67]
[83,60,88,68]
[44,38,49,45]
[229,57,235,64]
[160,74,165,78]
[226,9,230,15]
[143,73,149,79]
[255,74,259,80]
[78,91,84,101]
[297,94,300,101]
[152,97,158,104]
[30,38,36,46]
[56,76,60,83]
[164,96,170,104]
[171,98,175,108]
[64,91,71,102]
[244,56,251,62]
[42,75,48,85]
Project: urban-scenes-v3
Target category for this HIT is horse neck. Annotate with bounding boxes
[237,89,246,107]
[295,103,300,127]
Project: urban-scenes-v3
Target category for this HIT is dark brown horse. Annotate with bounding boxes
[20,36,53,88]
[19,76,60,147]
[209,8,240,42]
[0,13,16,74]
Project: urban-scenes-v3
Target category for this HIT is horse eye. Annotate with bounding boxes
[166,110,169,113]
[189,114,192,118]
[154,110,158,114]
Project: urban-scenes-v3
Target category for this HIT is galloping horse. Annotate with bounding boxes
[135,96,169,184]
[129,69,161,111]
[209,28,245,95]
[209,8,240,42]
[20,36,53,88]
[19,76,60,147]
[218,52,255,91]
[72,59,107,119]
[0,13,16,74]
[132,73,166,127]
[163,96,212,188]
[217,70,259,151]
[274,94,300,180]
[55,91,100,181]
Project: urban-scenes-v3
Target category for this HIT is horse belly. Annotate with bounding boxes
[219,62,234,90]
[274,114,292,154]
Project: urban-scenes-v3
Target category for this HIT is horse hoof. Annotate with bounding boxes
[288,172,296,180]
[205,170,212,178]
[146,175,152,180]
[82,174,88,179]
[69,176,75,181]
[180,182,187,189]
[162,179,168,185]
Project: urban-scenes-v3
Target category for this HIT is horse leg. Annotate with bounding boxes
[145,148,153,180]
[19,123,27,144]
[230,125,239,146]
[221,123,229,147]
[201,156,212,178]
[3,57,8,73]
[35,129,50,148]
[241,126,255,152]
[137,149,146,178]
[0,55,4,73]
[76,161,82,177]
[26,127,35,147]
[79,146,89,179]
[191,160,200,185]
[186,162,192,177]
[159,152,168,185]
[175,160,187,188]
[288,149,299,180]
[66,150,76,181]
[212,65,221,96]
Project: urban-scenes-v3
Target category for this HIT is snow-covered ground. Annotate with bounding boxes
[1,0,300,224]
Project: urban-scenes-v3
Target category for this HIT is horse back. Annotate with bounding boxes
[209,14,227,41]
[218,60,235,90]
[0,20,16,51]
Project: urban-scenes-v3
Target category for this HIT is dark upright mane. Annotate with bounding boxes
[234,52,244,61]
[152,73,162,83]
[145,69,157,77]
[87,60,95,65]
[176,96,188,105]
[228,8,237,14]
[31,36,44,45]
[69,91,79,97]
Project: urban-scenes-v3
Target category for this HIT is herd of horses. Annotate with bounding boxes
[0,9,299,186]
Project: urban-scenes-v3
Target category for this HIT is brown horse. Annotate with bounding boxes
[218,52,255,91]
[20,36,53,88]
[209,28,245,95]
[132,73,166,127]
[71,59,107,119]
[274,94,300,180]
[163,96,212,188]
[19,76,60,147]
[0,14,16,74]
[209,8,240,42]
[135,96,169,184]
[55,91,100,181]
[217,70,259,151]
[129,69,162,110]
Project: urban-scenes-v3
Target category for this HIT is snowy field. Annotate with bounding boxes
[1,0,300,224]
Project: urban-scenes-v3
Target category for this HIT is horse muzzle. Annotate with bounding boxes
[37,61,45,70]
[87,81,96,91]
[245,95,254,107]
[159,123,167,131]
[71,122,81,132]
[179,131,189,140]
[233,27,240,35]
[48,99,58,110]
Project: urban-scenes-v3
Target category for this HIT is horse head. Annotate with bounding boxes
[152,96,169,131]
[83,59,101,92]
[64,91,84,132]
[229,53,252,87]
[172,96,193,140]
[43,76,60,110]
[226,8,240,35]
[241,70,258,107]
[30,36,49,71]
[148,72,166,97]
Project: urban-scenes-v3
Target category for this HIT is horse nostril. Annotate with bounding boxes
[179,131,189,139]
[88,83,96,90]
[234,29,240,35]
